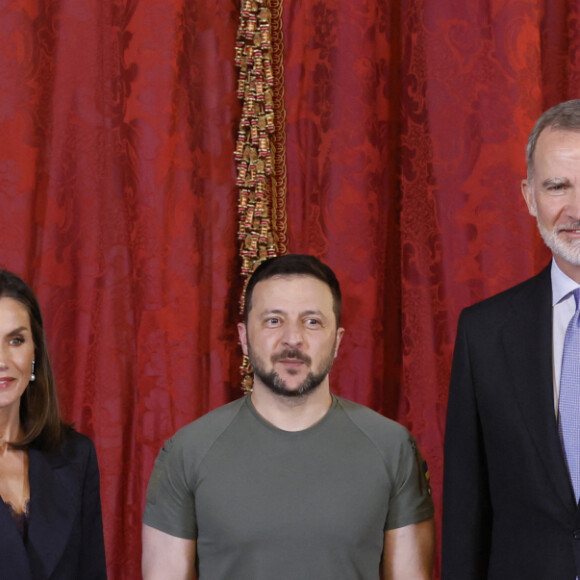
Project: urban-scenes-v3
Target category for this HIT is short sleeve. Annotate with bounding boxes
[384,434,434,530]
[143,434,197,539]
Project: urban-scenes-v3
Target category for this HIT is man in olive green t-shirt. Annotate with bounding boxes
[143,254,434,580]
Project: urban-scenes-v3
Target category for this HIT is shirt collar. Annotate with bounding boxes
[551,258,580,306]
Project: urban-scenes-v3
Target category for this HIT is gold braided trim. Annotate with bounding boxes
[235,0,287,392]
[269,0,287,255]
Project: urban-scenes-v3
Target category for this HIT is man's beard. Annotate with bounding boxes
[248,343,337,398]
[537,218,580,266]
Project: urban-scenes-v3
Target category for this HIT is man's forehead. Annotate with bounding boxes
[254,273,328,286]
[251,274,333,304]
[537,127,580,150]
[532,127,580,172]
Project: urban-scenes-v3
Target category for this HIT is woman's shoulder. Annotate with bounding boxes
[62,427,96,454]
[35,427,97,467]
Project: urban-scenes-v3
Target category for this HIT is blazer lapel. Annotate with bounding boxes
[503,266,575,510]
[26,446,80,578]
[0,499,32,579]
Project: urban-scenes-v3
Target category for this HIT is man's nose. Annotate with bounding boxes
[566,189,580,220]
[281,321,304,347]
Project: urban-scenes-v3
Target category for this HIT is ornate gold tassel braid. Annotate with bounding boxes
[235,0,287,392]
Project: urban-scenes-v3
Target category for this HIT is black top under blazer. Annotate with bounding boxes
[443,265,580,579]
[0,429,107,579]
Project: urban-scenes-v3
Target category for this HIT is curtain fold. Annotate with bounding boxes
[1,0,577,577]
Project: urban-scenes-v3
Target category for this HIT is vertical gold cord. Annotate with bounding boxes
[235,0,287,392]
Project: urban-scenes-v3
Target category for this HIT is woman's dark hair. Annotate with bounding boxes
[0,270,66,450]
[243,254,342,325]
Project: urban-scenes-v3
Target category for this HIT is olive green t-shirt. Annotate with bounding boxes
[144,394,433,579]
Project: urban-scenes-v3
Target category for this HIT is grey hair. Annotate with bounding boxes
[526,99,580,182]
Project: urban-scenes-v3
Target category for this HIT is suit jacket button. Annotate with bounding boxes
[573,530,580,540]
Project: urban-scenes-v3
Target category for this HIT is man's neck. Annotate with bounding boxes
[250,382,333,432]
[553,254,580,285]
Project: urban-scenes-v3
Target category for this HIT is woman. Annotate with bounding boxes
[0,270,107,579]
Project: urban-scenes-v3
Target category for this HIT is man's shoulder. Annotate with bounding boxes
[334,395,410,442]
[462,265,551,321]
[333,396,422,475]
[169,396,247,450]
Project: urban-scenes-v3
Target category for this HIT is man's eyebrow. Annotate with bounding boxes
[541,176,571,188]
[300,309,325,317]
[258,308,326,317]
[259,308,286,316]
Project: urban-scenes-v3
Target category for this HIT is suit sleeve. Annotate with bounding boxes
[79,437,108,579]
[442,310,492,579]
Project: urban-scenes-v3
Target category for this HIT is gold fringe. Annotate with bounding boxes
[235,0,287,392]
[269,0,287,255]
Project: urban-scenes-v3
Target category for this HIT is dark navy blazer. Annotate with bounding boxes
[0,430,106,579]
[443,265,580,579]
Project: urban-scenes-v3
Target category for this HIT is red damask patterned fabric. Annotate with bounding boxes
[0,0,576,578]
[1,0,241,576]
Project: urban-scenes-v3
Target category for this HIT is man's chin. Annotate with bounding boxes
[552,244,580,267]
[256,370,325,398]
[270,381,322,398]
[540,228,580,267]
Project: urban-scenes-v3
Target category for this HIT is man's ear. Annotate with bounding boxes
[521,179,537,217]
[334,328,345,359]
[237,322,249,356]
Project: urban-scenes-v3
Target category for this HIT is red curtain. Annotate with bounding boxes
[0,0,575,578]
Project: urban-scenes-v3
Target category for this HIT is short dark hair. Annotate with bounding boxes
[244,254,342,325]
[526,99,580,182]
[0,270,66,450]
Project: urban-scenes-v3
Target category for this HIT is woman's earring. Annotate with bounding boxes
[30,360,36,382]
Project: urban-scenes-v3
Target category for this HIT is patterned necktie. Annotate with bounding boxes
[559,288,580,503]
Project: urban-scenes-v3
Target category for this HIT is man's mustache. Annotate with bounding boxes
[271,349,312,365]
[556,222,580,232]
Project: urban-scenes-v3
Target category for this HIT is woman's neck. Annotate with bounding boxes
[0,407,23,454]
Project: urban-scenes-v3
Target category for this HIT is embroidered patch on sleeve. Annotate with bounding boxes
[423,460,432,495]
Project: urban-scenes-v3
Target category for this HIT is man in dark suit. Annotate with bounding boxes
[443,99,580,579]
